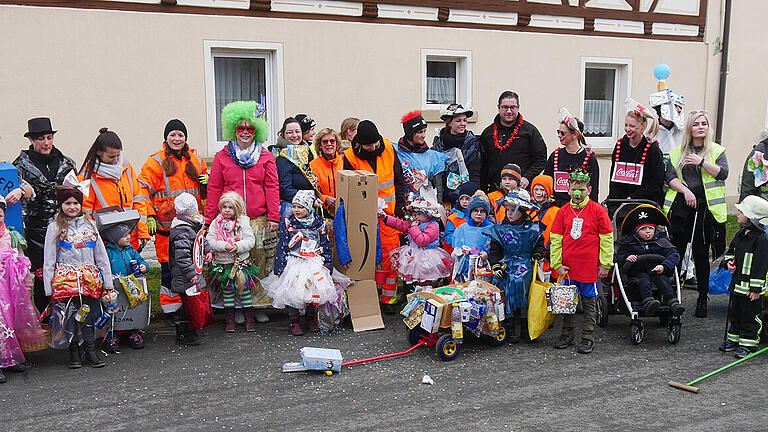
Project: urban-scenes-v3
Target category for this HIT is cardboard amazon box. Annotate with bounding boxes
[346,280,384,332]
[336,170,378,281]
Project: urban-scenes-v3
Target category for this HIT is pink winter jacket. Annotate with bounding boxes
[205,146,281,224]
[381,215,439,248]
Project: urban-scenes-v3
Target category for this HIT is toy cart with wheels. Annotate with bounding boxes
[401,280,508,361]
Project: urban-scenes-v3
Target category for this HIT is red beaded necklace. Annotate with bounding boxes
[493,114,524,151]
[615,136,653,165]
[554,146,592,172]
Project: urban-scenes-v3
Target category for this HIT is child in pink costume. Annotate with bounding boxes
[378,196,453,291]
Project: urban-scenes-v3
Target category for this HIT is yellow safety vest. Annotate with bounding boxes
[663,142,727,223]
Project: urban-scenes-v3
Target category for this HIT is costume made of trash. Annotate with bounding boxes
[451,191,493,283]
[206,212,271,309]
[0,214,44,368]
[43,214,113,350]
[484,190,545,314]
[264,195,335,313]
[381,197,453,284]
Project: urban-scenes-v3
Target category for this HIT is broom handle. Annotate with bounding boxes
[688,346,768,386]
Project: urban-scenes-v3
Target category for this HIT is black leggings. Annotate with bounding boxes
[670,205,711,297]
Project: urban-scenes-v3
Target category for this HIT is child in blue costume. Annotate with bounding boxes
[484,189,545,343]
[443,182,479,253]
[451,191,493,283]
[102,222,149,353]
[396,111,449,203]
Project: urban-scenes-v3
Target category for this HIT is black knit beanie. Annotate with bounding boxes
[164,119,188,141]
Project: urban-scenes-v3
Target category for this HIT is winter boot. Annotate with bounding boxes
[83,342,105,368]
[289,313,304,336]
[554,334,575,349]
[305,306,319,333]
[68,342,82,369]
[668,299,685,316]
[225,308,236,333]
[695,296,708,318]
[243,307,257,332]
[176,323,201,346]
[642,298,660,316]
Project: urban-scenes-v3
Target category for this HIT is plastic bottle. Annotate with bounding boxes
[451,305,463,344]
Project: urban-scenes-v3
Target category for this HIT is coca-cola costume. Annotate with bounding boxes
[544,148,600,207]
[606,136,665,215]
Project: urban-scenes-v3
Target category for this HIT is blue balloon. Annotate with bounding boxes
[654,63,671,80]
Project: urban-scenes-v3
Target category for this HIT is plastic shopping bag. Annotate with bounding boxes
[709,268,731,296]
[185,287,215,330]
[528,261,555,340]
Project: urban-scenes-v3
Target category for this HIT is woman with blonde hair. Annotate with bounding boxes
[664,110,728,318]
[606,103,665,215]
[310,128,344,216]
[339,117,359,150]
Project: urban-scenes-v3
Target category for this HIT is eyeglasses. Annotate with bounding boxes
[321,138,337,144]
[500,105,519,111]
[556,130,567,137]
[236,125,256,134]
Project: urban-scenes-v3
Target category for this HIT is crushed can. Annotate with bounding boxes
[74,304,91,323]
[129,259,142,277]
[94,312,111,329]
[102,290,119,313]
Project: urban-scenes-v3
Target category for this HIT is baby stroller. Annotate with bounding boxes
[601,199,683,345]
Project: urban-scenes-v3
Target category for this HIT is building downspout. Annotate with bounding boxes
[714,0,732,143]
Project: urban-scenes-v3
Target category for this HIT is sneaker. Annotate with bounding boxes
[104,336,120,354]
[719,340,738,352]
[254,309,270,323]
[576,338,594,354]
[734,347,754,359]
[554,334,575,349]
[128,331,145,350]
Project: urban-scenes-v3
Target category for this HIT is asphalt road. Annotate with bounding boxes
[2,289,767,431]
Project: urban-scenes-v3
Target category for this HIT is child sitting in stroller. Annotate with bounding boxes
[615,204,684,317]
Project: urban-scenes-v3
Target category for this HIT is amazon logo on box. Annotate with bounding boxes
[337,170,379,281]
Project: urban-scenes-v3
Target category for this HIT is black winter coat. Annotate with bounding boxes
[615,232,680,275]
[168,215,206,293]
[433,129,483,204]
[480,114,547,191]
[13,146,76,227]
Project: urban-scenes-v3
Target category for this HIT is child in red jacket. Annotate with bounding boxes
[549,169,613,354]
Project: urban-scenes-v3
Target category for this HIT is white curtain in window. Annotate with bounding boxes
[214,57,267,141]
[426,77,456,104]
[583,99,613,135]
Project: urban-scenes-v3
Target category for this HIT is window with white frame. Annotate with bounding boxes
[580,58,632,148]
[422,50,471,110]
[204,41,284,154]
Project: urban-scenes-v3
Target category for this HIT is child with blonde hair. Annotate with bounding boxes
[206,191,267,332]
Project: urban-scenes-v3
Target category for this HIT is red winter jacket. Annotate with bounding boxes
[205,146,280,224]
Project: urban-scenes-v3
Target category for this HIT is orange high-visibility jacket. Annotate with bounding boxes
[309,154,343,208]
[137,146,207,262]
[343,140,398,243]
[488,190,506,223]
[80,160,150,247]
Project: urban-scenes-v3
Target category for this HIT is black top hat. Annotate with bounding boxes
[620,204,670,236]
[24,117,57,138]
[352,120,383,146]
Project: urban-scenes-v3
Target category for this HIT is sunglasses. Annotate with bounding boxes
[556,130,567,136]
[236,125,256,134]
[321,138,337,144]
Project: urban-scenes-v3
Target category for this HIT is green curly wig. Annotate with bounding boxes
[221,100,269,143]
